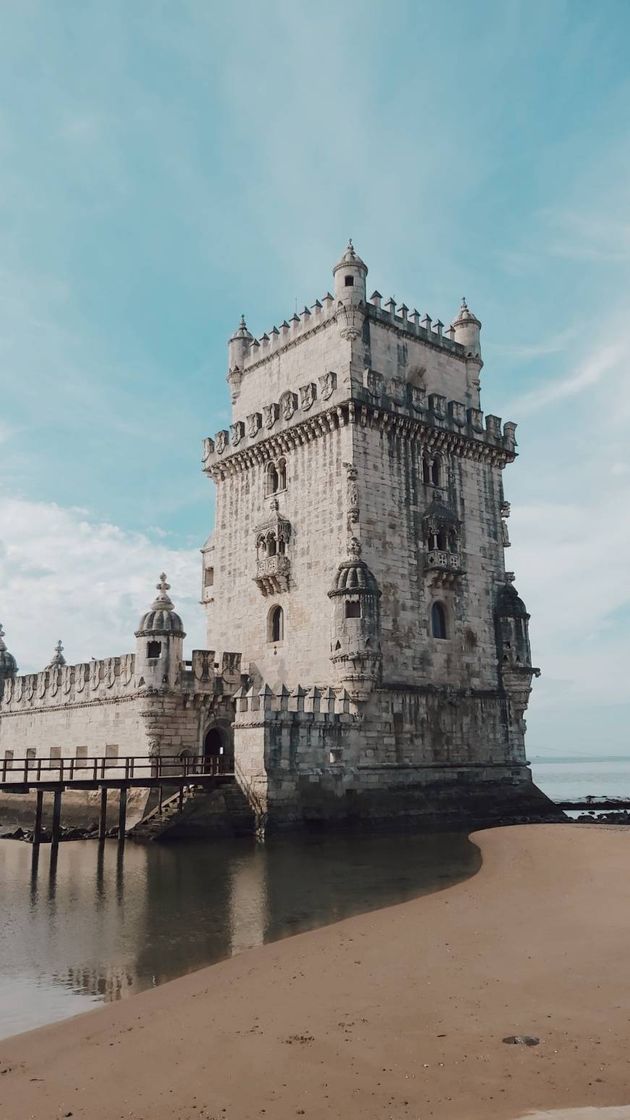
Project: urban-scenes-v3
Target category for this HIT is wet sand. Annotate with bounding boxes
[1,824,629,1120]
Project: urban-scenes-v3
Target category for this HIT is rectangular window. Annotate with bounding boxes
[345,600,361,619]
[4,749,13,770]
[204,567,214,588]
[147,640,161,659]
[49,746,61,770]
[344,275,354,287]
[75,744,88,769]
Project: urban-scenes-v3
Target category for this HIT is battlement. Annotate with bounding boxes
[232,682,360,720]
[202,387,517,475]
[365,295,465,354]
[0,654,138,713]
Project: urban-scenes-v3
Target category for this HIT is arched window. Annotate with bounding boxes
[431,601,448,640]
[437,528,447,551]
[267,532,277,557]
[277,458,287,490]
[431,456,442,487]
[422,454,431,485]
[269,605,284,643]
[265,462,279,496]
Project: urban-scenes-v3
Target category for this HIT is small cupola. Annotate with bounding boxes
[136,573,186,639]
[0,623,18,682]
[47,640,66,668]
[332,239,368,304]
[495,574,533,668]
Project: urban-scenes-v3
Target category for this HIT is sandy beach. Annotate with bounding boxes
[1,824,629,1120]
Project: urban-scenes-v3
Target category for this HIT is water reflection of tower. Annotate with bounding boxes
[131,840,265,988]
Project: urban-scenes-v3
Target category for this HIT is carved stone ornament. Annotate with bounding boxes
[318,371,337,400]
[202,437,214,464]
[263,402,279,429]
[230,420,245,446]
[75,664,87,693]
[280,390,297,421]
[215,429,228,455]
[410,385,427,413]
[90,661,101,691]
[37,672,46,699]
[105,658,116,689]
[247,412,262,438]
[62,666,73,694]
[299,382,316,411]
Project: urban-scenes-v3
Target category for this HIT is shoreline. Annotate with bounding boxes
[1,824,630,1119]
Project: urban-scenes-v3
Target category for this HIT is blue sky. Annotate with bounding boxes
[0,0,629,755]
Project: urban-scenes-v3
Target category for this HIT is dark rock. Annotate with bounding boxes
[502,1034,540,1046]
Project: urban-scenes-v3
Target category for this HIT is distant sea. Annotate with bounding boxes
[531,757,630,802]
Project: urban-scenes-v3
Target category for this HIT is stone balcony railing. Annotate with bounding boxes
[254,554,291,596]
[424,549,462,575]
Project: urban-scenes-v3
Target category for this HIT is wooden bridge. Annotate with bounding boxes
[0,753,234,844]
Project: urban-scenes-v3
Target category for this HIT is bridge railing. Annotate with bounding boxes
[0,753,234,785]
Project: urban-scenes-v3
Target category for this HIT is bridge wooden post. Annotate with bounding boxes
[178,783,184,813]
[118,787,127,842]
[33,789,44,845]
[98,788,108,842]
[51,789,62,846]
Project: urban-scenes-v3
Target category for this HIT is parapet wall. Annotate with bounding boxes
[0,654,137,714]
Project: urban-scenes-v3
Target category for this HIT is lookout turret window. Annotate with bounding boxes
[147,640,162,659]
[344,275,354,287]
[345,600,361,619]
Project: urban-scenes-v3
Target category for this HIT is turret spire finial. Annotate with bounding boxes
[151,573,174,612]
[48,640,66,668]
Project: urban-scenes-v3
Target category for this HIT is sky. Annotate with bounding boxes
[0,0,629,757]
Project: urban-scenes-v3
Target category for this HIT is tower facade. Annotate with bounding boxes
[202,244,548,828]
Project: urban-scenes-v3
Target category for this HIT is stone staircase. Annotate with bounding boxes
[127,779,256,842]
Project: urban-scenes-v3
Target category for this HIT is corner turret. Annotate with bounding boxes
[328,538,381,700]
[333,239,368,304]
[135,573,186,690]
[227,315,253,403]
[333,241,367,342]
[495,574,540,758]
[452,297,482,363]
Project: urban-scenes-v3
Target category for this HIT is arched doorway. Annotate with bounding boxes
[203,725,234,774]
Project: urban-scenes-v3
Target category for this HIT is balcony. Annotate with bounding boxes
[254,554,291,596]
[424,549,462,583]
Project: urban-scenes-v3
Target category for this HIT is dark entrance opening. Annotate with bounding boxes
[203,727,233,774]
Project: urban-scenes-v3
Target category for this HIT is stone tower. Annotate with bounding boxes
[202,243,550,829]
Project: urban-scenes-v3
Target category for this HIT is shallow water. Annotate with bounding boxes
[532,759,630,802]
[0,830,479,1040]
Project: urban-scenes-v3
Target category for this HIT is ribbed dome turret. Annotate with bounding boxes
[496,577,529,618]
[452,296,480,328]
[135,574,186,637]
[328,539,379,598]
[332,239,368,276]
[0,624,18,678]
[229,314,253,343]
[47,640,66,668]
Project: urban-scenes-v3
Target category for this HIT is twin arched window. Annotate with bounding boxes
[431,601,448,640]
[422,453,442,487]
[426,527,458,553]
[265,458,287,496]
[269,605,284,643]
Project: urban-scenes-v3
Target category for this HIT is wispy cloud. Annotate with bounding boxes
[0,497,204,673]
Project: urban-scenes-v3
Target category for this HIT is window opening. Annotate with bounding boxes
[204,567,214,588]
[344,275,354,287]
[345,600,361,619]
[431,457,441,487]
[147,640,161,659]
[269,605,284,643]
[431,602,448,640]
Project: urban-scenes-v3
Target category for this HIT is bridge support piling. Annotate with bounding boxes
[33,789,44,845]
[51,789,62,846]
[98,788,108,842]
[118,786,127,843]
